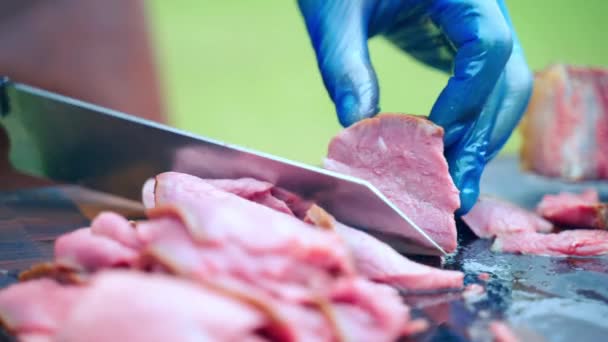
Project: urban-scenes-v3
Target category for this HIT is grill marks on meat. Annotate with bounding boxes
[536,189,608,229]
[323,113,460,253]
[462,196,553,238]
[520,64,608,180]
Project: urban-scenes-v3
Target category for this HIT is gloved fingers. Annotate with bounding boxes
[382,7,456,74]
[297,0,380,127]
[446,71,505,215]
[426,0,513,148]
[484,0,534,161]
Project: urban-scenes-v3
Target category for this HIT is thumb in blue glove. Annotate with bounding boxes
[298,0,533,214]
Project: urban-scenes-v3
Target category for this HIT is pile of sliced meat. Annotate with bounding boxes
[0,167,464,341]
[463,189,608,257]
[520,64,608,181]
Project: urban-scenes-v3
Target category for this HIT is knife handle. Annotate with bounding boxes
[0,76,9,117]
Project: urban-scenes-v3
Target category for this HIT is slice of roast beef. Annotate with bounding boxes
[536,189,608,229]
[147,174,465,292]
[323,113,460,253]
[462,195,553,238]
[520,64,608,180]
[491,230,608,257]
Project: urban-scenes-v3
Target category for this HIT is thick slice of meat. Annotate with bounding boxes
[0,279,82,336]
[491,230,608,257]
[536,189,608,229]
[462,195,553,238]
[54,228,138,272]
[520,64,608,180]
[324,113,460,253]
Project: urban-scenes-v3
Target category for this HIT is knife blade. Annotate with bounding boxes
[0,78,446,256]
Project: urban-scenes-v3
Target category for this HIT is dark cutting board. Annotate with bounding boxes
[0,156,606,342]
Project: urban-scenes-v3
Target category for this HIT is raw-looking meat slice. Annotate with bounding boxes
[324,113,460,253]
[147,172,355,276]
[0,278,82,336]
[491,230,608,257]
[536,189,608,229]
[462,195,553,238]
[54,228,138,272]
[520,64,608,180]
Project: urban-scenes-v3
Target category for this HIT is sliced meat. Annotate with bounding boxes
[54,228,138,272]
[189,176,465,292]
[491,230,608,257]
[334,223,463,292]
[204,178,293,215]
[90,211,141,249]
[148,172,355,277]
[56,271,267,342]
[520,64,608,180]
[324,113,460,253]
[462,195,553,238]
[536,189,608,229]
[329,278,411,342]
[0,278,82,336]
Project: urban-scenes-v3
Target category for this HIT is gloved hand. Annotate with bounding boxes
[297,0,533,214]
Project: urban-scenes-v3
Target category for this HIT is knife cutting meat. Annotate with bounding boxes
[0,1,607,341]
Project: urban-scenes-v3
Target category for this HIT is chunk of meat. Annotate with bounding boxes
[462,195,553,238]
[520,64,608,180]
[537,189,608,229]
[491,230,608,257]
[54,228,138,272]
[324,113,460,253]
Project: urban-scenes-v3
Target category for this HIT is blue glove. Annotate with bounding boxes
[298,0,533,214]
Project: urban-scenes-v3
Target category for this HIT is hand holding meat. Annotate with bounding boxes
[298,0,533,213]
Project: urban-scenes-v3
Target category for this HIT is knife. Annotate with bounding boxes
[0,77,446,256]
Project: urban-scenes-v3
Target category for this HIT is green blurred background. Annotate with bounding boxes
[146,0,608,165]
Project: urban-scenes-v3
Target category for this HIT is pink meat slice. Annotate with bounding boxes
[55,271,266,342]
[179,176,465,291]
[54,228,138,272]
[204,178,294,215]
[147,172,355,276]
[0,279,82,336]
[462,195,554,238]
[536,189,608,229]
[491,230,608,257]
[329,278,411,342]
[334,223,464,291]
[323,113,460,253]
[90,212,141,249]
